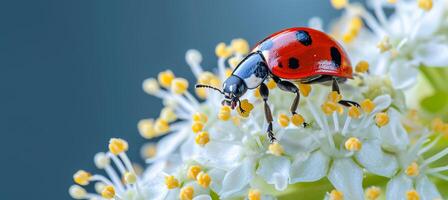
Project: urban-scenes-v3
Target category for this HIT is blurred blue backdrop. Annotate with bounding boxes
[0,0,349,199]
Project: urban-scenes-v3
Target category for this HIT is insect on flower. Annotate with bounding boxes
[196,27,359,143]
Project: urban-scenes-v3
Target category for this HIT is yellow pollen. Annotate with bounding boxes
[179,186,194,200]
[73,170,91,186]
[124,172,137,184]
[196,171,212,188]
[158,70,175,88]
[375,112,389,127]
[187,165,202,179]
[219,106,232,121]
[345,137,362,151]
[431,118,445,132]
[266,79,277,89]
[228,57,242,69]
[215,42,232,58]
[248,189,261,200]
[161,107,177,122]
[387,0,397,4]
[348,106,361,119]
[377,37,392,53]
[291,113,305,126]
[225,68,233,77]
[232,115,241,126]
[198,72,214,84]
[365,186,381,200]
[171,78,189,94]
[142,78,160,95]
[343,32,357,43]
[331,0,348,9]
[269,142,285,156]
[361,99,375,113]
[328,91,342,103]
[154,118,170,134]
[405,162,420,177]
[254,87,262,98]
[406,190,420,200]
[192,112,208,123]
[138,119,157,139]
[355,61,369,73]
[108,138,128,155]
[165,175,179,189]
[237,99,254,118]
[141,143,157,159]
[322,101,339,115]
[350,17,363,31]
[298,83,312,97]
[231,38,250,55]
[101,185,115,199]
[330,189,344,200]
[69,185,87,199]
[191,121,204,133]
[418,0,433,11]
[195,131,210,146]
[278,113,290,127]
[195,88,207,99]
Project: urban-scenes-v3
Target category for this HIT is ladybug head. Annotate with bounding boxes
[195,75,247,110]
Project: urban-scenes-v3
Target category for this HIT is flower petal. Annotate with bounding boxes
[355,139,398,177]
[193,195,212,200]
[379,109,410,152]
[328,158,364,200]
[207,168,226,194]
[372,95,392,113]
[386,174,413,200]
[197,141,243,169]
[256,156,291,191]
[389,60,419,89]
[415,41,448,67]
[416,175,442,200]
[290,150,330,183]
[220,158,255,198]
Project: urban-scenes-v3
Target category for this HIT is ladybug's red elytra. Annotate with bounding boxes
[197,27,359,143]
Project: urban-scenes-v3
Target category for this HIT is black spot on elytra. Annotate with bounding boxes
[259,39,274,51]
[296,30,312,46]
[278,62,283,68]
[288,57,300,69]
[330,47,341,67]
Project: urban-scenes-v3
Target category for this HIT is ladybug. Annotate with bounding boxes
[196,27,359,143]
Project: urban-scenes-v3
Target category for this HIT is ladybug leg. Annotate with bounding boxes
[274,78,309,127]
[332,78,360,107]
[260,83,276,143]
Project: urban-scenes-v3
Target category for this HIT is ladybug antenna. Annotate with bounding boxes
[195,84,224,95]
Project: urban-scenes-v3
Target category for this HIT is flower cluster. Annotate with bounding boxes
[69,0,448,199]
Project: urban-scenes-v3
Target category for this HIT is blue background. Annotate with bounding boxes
[0,0,346,199]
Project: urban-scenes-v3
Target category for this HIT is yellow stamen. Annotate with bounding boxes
[361,99,375,113]
[195,88,207,99]
[196,171,212,188]
[154,118,170,134]
[179,186,194,200]
[365,186,381,200]
[269,142,285,156]
[291,113,305,127]
[248,189,261,200]
[343,32,357,43]
[69,185,87,199]
[228,57,242,69]
[73,170,91,186]
[348,106,361,119]
[237,99,254,118]
[124,172,137,184]
[431,118,445,132]
[187,165,202,179]
[266,79,277,89]
[161,107,177,122]
[298,83,312,97]
[406,190,420,200]
[101,185,115,199]
[232,115,241,126]
[108,138,128,155]
[219,106,232,121]
[350,17,363,31]
[345,137,362,151]
[377,37,392,53]
[418,0,433,11]
[375,112,389,127]
[328,91,342,103]
[322,101,339,115]
[278,113,290,127]
[191,122,204,133]
[331,0,348,9]
[387,0,397,4]
[195,131,210,146]
[225,68,233,77]
[330,189,344,200]
[138,119,157,139]
[254,87,261,98]
[165,175,179,189]
[171,78,189,94]
[215,42,232,58]
[141,143,157,159]
[405,162,420,177]
[231,38,250,55]
[142,78,160,95]
[355,61,369,73]
[158,70,175,88]
[192,112,208,123]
